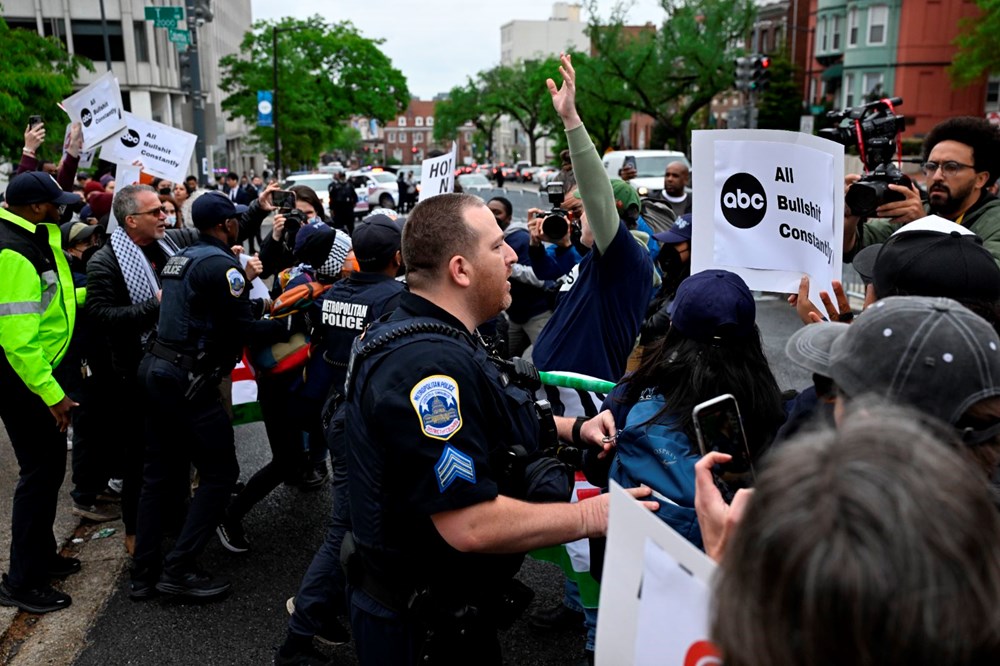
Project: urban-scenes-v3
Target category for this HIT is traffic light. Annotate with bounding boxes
[734,57,752,91]
[750,55,771,91]
[178,51,193,89]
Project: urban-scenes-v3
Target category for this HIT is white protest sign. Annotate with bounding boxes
[63,124,96,169]
[60,71,126,150]
[595,482,720,666]
[100,112,197,185]
[105,163,141,234]
[418,142,456,202]
[240,253,270,300]
[691,130,844,306]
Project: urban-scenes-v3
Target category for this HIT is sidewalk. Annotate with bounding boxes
[0,424,128,665]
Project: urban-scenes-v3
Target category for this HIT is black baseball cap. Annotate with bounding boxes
[852,215,976,283]
[191,191,247,230]
[5,172,79,207]
[60,221,100,247]
[353,213,402,271]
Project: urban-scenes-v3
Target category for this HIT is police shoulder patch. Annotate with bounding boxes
[434,444,476,492]
[226,267,245,297]
[410,374,462,441]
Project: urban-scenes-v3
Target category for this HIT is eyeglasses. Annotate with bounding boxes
[132,206,167,218]
[921,161,977,177]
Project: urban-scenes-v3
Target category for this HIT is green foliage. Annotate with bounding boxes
[586,0,756,153]
[219,16,409,170]
[567,51,633,152]
[951,0,1000,87]
[756,55,804,131]
[479,57,563,164]
[434,79,503,159]
[0,16,93,160]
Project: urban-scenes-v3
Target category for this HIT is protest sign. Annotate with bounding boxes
[63,124,96,169]
[595,482,719,666]
[104,163,142,234]
[60,71,126,151]
[100,113,197,184]
[418,142,456,202]
[690,130,844,306]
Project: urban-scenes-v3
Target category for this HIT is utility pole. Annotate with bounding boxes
[184,0,209,186]
[98,0,113,72]
[272,27,281,180]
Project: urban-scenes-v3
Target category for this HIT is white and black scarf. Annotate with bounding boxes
[110,226,179,342]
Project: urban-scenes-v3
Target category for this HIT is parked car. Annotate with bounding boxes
[601,150,690,193]
[281,173,334,210]
[535,166,560,191]
[346,169,399,217]
[520,166,541,183]
[457,173,493,193]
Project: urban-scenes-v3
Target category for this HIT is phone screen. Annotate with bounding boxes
[272,190,295,210]
[623,155,637,171]
[28,115,43,129]
[693,394,754,501]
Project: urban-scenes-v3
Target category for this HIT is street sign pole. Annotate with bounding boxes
[183,0,208,186]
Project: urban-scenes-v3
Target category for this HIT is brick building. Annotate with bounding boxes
[383,99,473,165]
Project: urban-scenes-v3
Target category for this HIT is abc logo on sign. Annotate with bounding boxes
[120,129,140,148]
[80,108,93,127]
[720,172,767,229]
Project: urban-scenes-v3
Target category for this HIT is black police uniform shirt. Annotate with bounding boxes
[309,271,405,395]
[345,292,538,606]
[158,234,286,368]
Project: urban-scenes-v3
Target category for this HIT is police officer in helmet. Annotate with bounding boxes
[130,191,287,601]
[342,193,655,665]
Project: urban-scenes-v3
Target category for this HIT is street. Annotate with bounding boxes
[0,274,811,666]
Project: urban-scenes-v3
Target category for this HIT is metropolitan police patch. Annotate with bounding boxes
[226,267,245,297]
[434,444,476,492]
[410,374,462,440]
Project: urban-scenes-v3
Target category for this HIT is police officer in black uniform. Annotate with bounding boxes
[275,213,406,665]
[340,193,653,666]
[129,191,287,601]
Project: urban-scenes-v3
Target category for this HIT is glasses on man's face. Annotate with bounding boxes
[133,206,167,218]
[921,161,977,178]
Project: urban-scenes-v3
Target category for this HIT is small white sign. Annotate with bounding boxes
[691,130,844,306]
[418,142,457,202]
[105,164,142,234]
[63,124,96,169]
[100,113,197,184]
[60,71,127,151]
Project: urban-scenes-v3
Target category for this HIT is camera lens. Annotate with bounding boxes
[845,181,882,217]
[542,213,568,240]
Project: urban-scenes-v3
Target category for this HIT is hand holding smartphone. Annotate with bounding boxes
[271,190,296,211]
[28,115,43,130]
[622,155,637,172]
[693,394,755,503]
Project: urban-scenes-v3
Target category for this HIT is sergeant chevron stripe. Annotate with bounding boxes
[435,445,476,492]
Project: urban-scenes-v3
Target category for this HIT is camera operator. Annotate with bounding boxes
[260,185,333,289]
[845,116,1000,263]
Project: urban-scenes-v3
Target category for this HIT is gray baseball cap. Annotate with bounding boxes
[785,322,851,378]
[828,296,1000,426]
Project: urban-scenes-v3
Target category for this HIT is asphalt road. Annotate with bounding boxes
[70,299,808,666]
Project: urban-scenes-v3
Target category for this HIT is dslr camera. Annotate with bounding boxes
[281,208,308,251]
[539,182,580,242]
[819,97,911,218]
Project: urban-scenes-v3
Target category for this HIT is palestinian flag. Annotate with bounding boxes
[232,357,263,425]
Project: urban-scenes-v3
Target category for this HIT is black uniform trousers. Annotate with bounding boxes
[133,356,239,575]
[0,356,67,591]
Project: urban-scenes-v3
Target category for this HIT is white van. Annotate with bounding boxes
[602,150,690,193]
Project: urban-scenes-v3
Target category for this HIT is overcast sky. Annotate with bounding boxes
[249,0,670,99]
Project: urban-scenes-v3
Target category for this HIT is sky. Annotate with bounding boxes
[249,0,670,100]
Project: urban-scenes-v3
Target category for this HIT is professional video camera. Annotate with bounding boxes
[280,208,308,251]
[819,97,911,218]
[539,182,580,242]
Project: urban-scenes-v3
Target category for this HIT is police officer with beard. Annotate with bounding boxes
[129,192,287,601]
[341,193,655,665]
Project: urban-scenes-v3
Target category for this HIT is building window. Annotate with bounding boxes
[843,73,855,108]
[868,5,888,46]
[414,132,423,144]
[818,17,827,53]
[388,132,396,143]
[398,117,407,127]
[426,117,434,126]
[862,72,884,99]
[71,20,125,62]
[832,15,841,50]
[415,116,424,127]
[987,77,1000,108]
[847,8,859,47]
[133,21,148,62]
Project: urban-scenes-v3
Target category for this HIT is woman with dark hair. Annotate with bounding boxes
[158,194,181,229]
[583,269,785,550]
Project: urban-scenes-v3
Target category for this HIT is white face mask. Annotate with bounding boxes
[166,215,177,226]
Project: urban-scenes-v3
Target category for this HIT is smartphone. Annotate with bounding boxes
[692,394,755,502]
[623,155,637,172]
[271,190,296,210]
[28,115,43,129]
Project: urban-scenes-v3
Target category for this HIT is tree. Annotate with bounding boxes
[951,0,1000,87]
[756,55,804,131]
[434,79,503,160]
[0,17,92,160]
[586,0,756,154]
[219,16,409,170]
[569,51,633,152]
[479,58,563,165]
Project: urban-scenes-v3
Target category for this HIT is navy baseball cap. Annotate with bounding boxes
[668,269,755,342]
[653,213,692,244]
[191,191,247,230]
[5,172,79,207]
[353,213,402,271]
